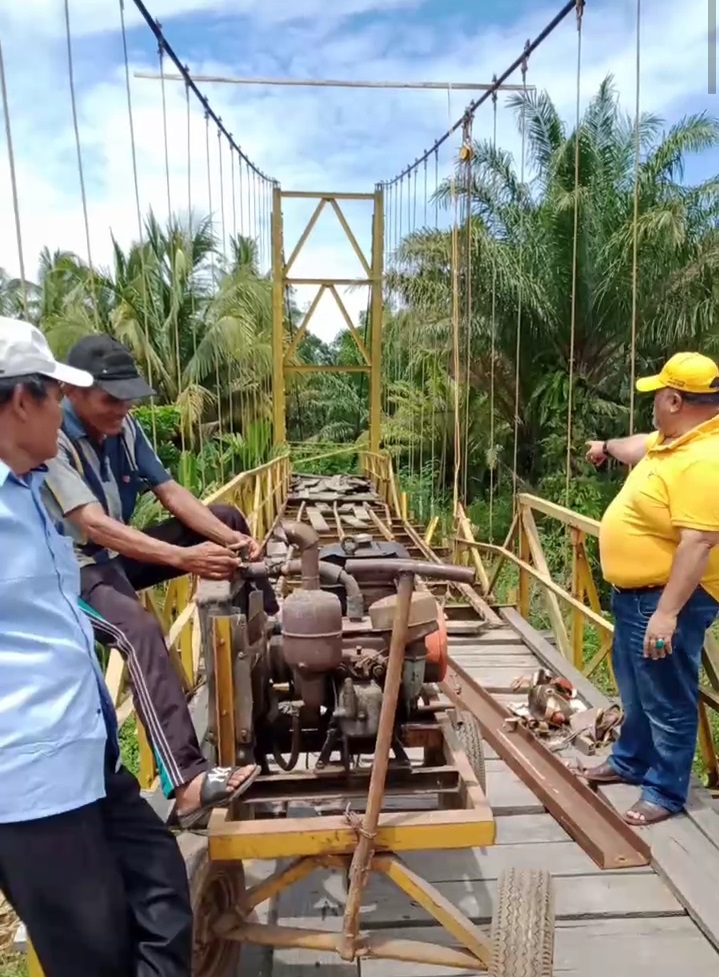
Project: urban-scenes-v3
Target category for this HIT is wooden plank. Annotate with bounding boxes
[355,917,719,977]
[399,839,651,882]
[446,665,527,693]
[306,507,331,533]
[279,873,683,932]
[492,812,572,845]
[600,781,719,952]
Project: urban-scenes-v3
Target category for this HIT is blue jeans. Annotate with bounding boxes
[608,586,718,812]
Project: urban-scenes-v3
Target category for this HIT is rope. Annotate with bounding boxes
[488,82,499,542]
[157,44,185,454]
[511,52,529,505]
[564,2,584,511]
[449,87,462,518]
[461,114,474,504]
[628,0,641,435]
[204,109,224,482]
[159,46,172,217]
[185,80,204,471]
[63,0,102,334]
[0,40,28,318]
[119,0,158,450]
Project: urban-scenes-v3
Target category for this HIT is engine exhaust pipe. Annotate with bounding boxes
[281,521,320,590]
[281,559,364,621]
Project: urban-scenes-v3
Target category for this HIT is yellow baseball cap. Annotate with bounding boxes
[636,352,719,395]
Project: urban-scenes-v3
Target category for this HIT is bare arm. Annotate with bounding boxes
[585,433,650,467]
[67,502,188,568]
[657,529,719,619]
[154,480,237,546]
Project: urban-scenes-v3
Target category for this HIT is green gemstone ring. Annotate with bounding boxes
[655,638,665,649]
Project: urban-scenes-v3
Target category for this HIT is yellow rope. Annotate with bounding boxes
[564,2,584,511]
[628,0,642,436]
[0,40,29,319]
[511,54,529,506]
[119,0,158,451]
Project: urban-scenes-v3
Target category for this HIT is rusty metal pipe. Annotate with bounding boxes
[340,569,415,958]
[344,559,475,584]
[281,521,320,590]
[281,559,364,621]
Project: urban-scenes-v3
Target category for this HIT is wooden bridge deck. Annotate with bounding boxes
[237,474,719,976]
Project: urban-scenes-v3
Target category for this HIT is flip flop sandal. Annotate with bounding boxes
[623,800,674,826]
[177,764,261,830]
[581,760,630,785]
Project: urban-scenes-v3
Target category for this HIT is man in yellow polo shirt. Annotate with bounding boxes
[585,353,719,826]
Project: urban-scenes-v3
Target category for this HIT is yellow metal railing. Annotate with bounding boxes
[106,453,291,788]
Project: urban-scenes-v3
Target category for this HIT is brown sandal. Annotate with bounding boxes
[581,760,630,785]
[623,800,674,826]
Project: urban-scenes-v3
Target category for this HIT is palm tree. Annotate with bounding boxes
[385,75,719,494]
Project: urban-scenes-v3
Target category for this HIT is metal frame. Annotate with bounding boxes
[272,188,384,452]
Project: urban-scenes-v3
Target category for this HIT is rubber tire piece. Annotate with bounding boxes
[453,709,487,793]
[489,868,555,977]
[189,845,243,977]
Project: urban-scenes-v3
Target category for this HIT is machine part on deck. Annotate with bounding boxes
[452,710,487,794]
[424,608,449,682]
[443,661,651,870]
[280,558,364,621]
[489,869,554,977]
[369,590,438,633]
[344,558,475,583]
[333,676,383,737]
[281,589,343,709]
[190,846,244,977]
[319,536,411,612]
[281,520,320,590]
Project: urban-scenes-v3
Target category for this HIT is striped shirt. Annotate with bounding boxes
[42,401,171,566]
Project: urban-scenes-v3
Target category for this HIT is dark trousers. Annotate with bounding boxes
[609,585,718,812]
[81,504,278,792]
[0,763,193,977]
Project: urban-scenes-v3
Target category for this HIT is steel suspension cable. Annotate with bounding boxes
[449,91,462,519]
[185,81,204,471]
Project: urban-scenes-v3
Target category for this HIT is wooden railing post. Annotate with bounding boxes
[518,512,530,620]
[570,528,586,671]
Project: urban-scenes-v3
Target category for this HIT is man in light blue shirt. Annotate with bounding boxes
[0,317,192,977]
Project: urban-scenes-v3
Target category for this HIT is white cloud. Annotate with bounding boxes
[0,0,714,343]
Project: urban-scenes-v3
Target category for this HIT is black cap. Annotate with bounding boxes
[66,335,155,401]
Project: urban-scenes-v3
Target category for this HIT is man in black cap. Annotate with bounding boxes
[43,334,278,826]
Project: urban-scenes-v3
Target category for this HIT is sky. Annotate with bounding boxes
[0,0,714,341]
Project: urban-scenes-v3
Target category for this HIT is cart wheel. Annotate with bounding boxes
[190,846,244,977]
[489,868,555,977]
[453,710,487,793]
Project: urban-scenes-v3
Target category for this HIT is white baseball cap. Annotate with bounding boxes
[0,316,93,387]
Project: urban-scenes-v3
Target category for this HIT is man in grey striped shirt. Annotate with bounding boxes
[43,335,275,827]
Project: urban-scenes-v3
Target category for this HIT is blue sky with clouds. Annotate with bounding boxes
[0,0,714,338]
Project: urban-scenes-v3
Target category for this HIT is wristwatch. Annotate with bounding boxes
[602,440,612,459]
